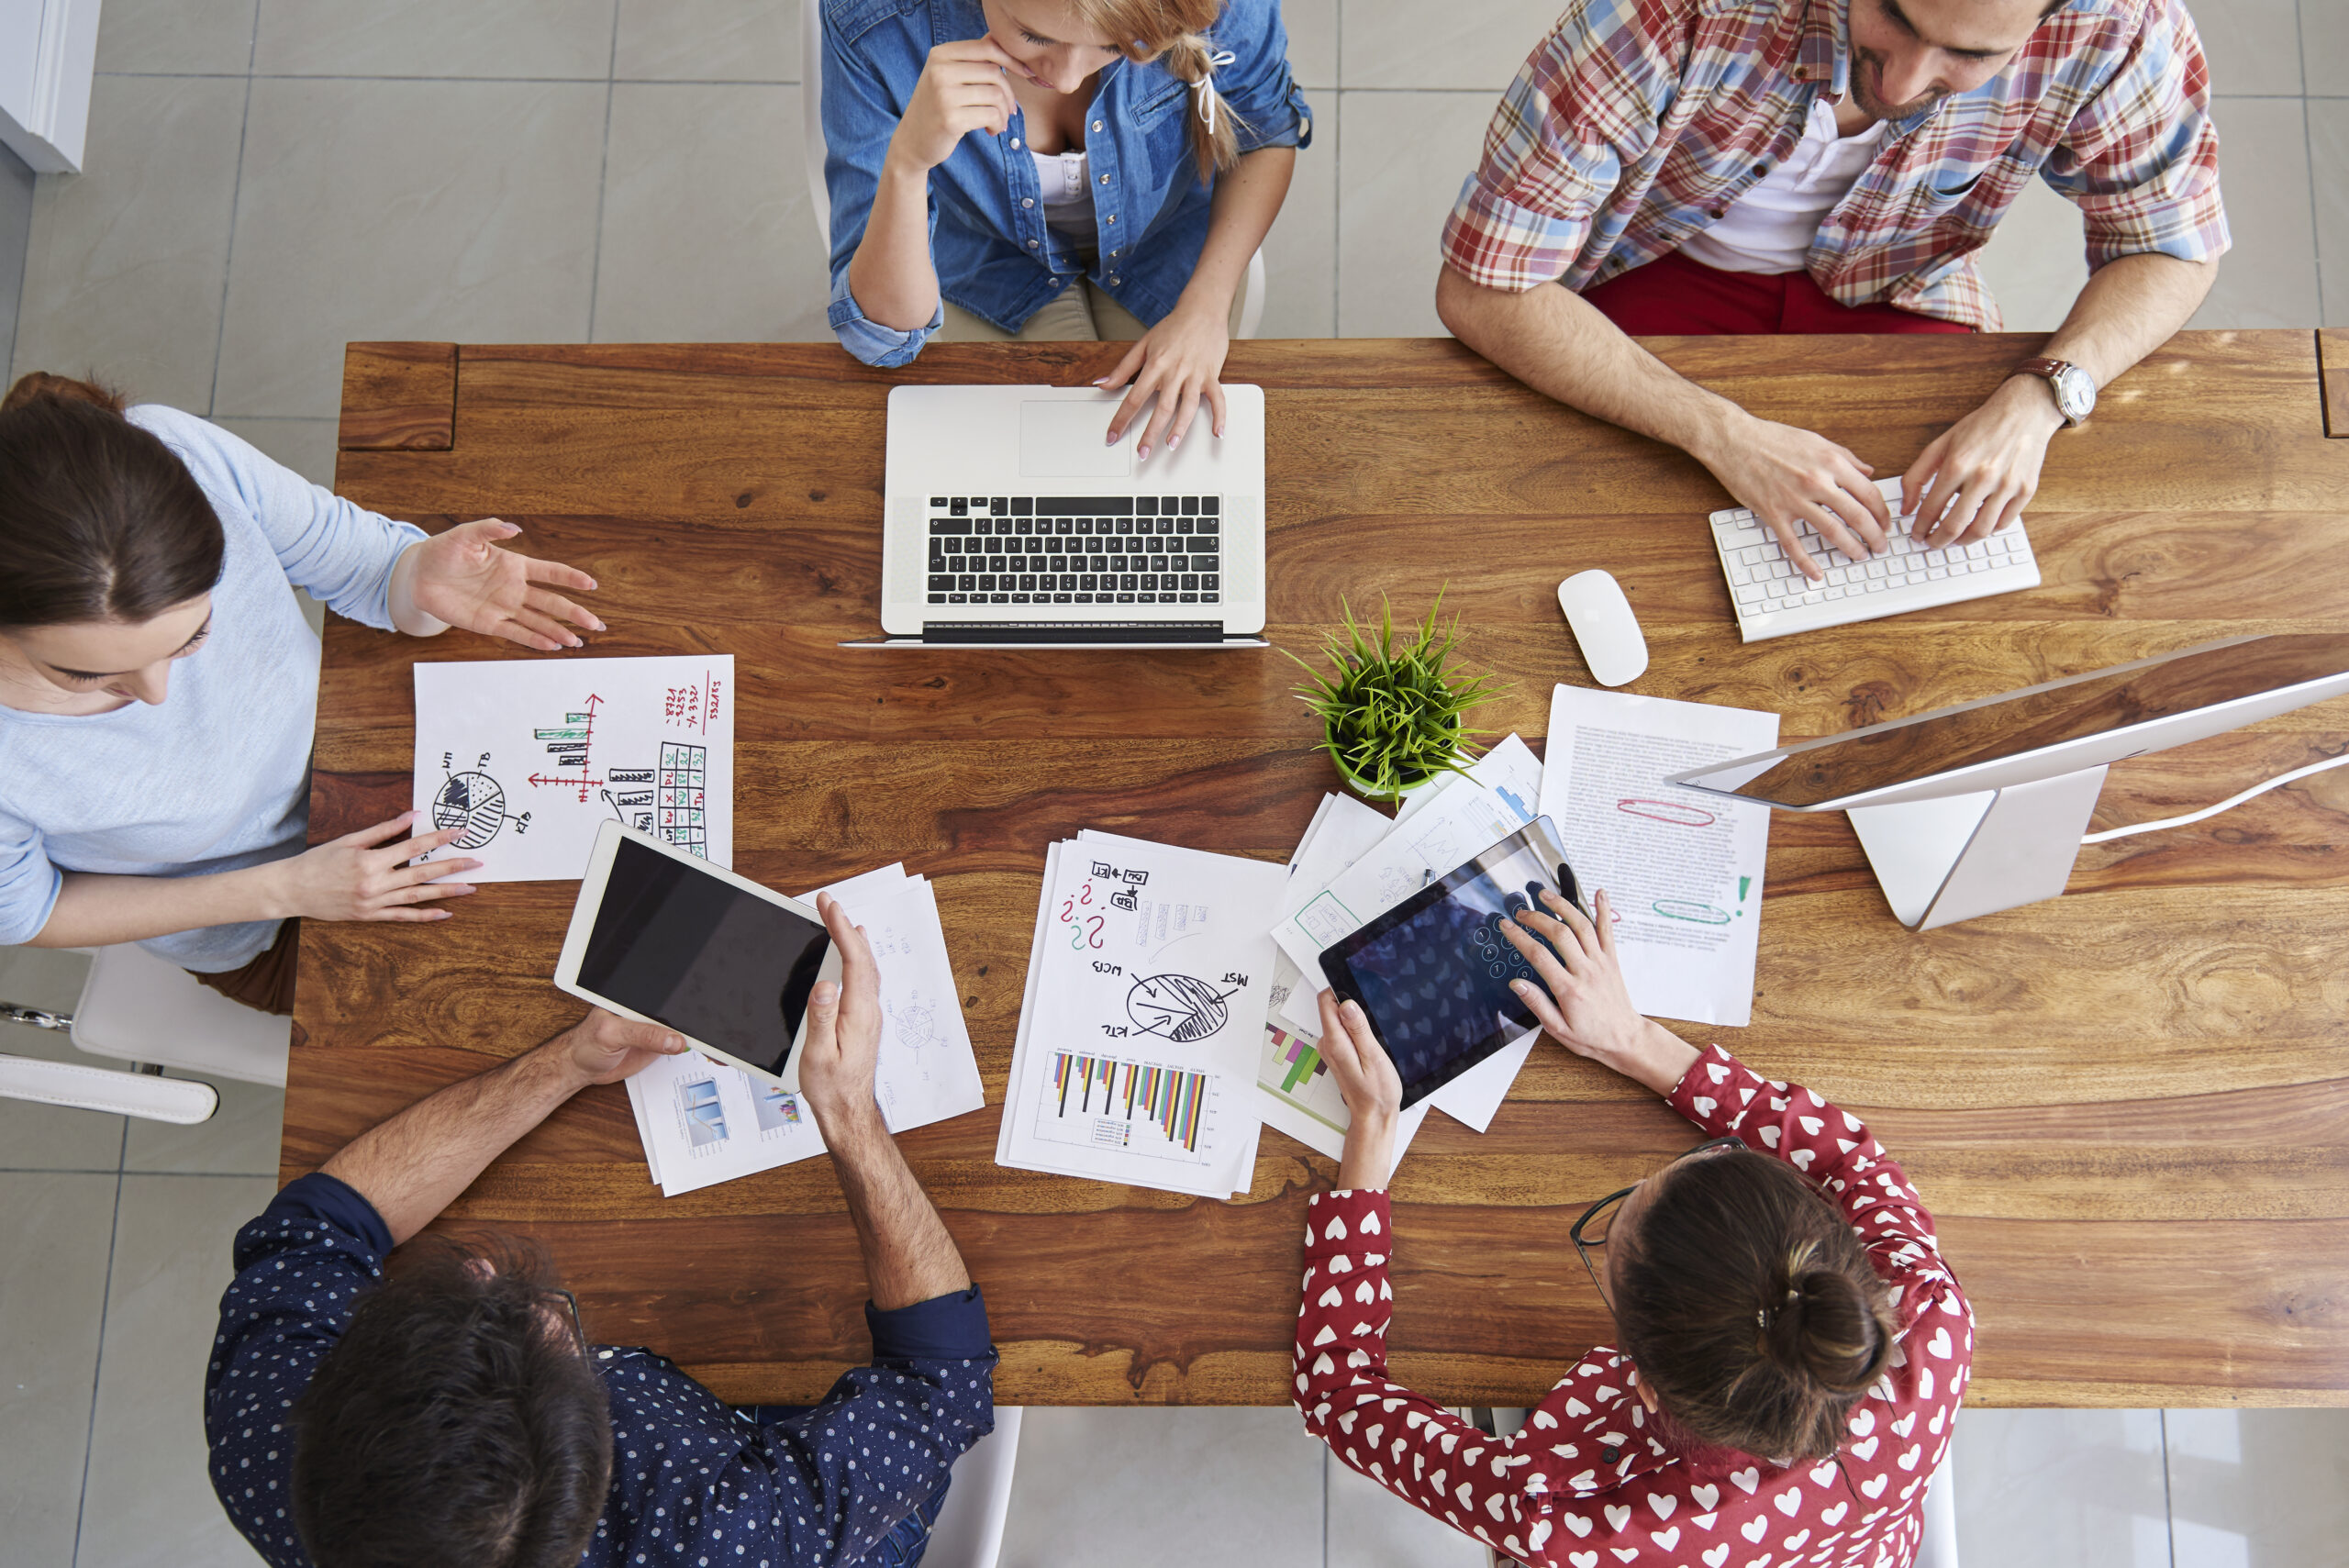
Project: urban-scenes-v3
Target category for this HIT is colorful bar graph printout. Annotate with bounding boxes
[1269,1027,1327,1095]
[1048,1050,1210,1155]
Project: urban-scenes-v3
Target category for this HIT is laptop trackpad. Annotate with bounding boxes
[1019,399,1135,478]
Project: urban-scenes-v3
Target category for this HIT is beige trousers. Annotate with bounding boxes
[939,280,1150,342]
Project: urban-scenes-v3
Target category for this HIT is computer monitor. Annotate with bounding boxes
[1665,634,2349,929]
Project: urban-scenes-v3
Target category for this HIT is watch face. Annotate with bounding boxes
[2055,365,2096,421]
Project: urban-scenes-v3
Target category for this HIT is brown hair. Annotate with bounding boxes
[0,372,224,629]
[292,1234,614,1568]
[1067,0,1245,182]
[1614,1150,1897,1461]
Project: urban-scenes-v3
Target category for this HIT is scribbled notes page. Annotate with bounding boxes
[412,655,733,883]
[1537,684,1779,1028]
[997,836,1286,1199]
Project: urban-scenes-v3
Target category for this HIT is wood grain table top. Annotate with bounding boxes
[299,330,2349,1408]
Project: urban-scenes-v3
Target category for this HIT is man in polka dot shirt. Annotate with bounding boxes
[205,894,996,1568]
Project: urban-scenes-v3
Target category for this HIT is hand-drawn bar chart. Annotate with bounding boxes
[1038,1050,1215,1163]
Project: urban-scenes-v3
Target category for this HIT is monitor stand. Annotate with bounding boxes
[1845,765,2110,930]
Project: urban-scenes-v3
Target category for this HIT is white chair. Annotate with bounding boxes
[924,1405,1022,1568]
[0,941,292,1124]
[1914,1442,1959,1568]
[801,0,1266,338]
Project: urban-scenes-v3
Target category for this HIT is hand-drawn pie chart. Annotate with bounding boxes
[431,771,508,850]
[1127,973,1232,1043]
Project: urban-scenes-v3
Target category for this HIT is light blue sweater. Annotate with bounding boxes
[0,406,426,971]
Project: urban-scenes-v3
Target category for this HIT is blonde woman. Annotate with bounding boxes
[820,0,1309,457]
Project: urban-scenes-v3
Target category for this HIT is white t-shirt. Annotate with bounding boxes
[1678,97,1888,275]
[1030,148,1097,247]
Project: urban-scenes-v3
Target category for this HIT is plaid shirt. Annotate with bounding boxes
[1440,0,2228,329]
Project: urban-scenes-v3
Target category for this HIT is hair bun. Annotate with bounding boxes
[2,372,128,417]
[1765,1262,1889,1395]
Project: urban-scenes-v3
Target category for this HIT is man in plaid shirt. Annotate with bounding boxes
[1435,0,2225,580]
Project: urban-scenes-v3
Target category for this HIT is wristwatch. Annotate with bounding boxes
[2018,356,2097,427]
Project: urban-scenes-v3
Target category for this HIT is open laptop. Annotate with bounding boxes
[852,384,1268,648]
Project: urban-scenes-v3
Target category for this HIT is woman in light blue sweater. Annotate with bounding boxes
[0,374,606,1013]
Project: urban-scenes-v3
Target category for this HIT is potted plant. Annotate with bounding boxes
[1289,592,1506,805]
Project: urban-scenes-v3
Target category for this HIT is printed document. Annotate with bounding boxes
[998,835,1286,1199]
[414,655,732,882]
[1537,684,1779,1027]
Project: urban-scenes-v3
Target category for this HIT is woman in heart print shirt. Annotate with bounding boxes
[1293,888,1972,1568]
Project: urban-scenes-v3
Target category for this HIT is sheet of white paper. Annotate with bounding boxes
[1273,734,1545,1033]
[802,873,986,1135]
[998,836,1286,1199]
[1538,684,1780,1028]
[624,1047,829,1197]
[1255,795,1393,1153]
[412,656,734,882]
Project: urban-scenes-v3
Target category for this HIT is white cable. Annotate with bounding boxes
[2080,751,2349,845]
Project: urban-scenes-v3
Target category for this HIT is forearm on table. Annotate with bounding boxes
[1436,265,1747,461]
[1178,147,1295,312]
[846,159,945,331]
[822,1106,972,1309]
[320,1041,587,1246]
[30,863,288,948]
[2032,250,2217,388]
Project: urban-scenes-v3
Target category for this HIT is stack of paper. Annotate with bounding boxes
[996,832,1287,1199]
[624,862,986,1197]
[1255,736,1553,1171]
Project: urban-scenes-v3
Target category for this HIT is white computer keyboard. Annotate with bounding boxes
[1709,477,2040,642]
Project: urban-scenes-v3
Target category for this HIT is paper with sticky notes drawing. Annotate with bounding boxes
[1537,684,1778,1028]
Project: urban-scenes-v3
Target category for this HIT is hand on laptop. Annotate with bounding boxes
[796,893,887,1132]
[1695,413,1891,580]
[1899,376,2061,548]
[1097,297,1230,462]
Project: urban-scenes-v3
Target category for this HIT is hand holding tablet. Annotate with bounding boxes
[555,821,841,1093]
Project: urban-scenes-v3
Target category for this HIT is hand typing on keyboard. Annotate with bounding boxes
[1693,413,1893,581]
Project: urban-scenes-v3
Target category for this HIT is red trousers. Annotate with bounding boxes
[1580,249,1972,335]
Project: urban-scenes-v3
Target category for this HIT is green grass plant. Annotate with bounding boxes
[1287,591,1506,804]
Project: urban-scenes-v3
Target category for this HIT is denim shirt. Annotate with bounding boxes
[820,0,1312,366]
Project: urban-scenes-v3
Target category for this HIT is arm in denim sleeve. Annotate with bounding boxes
[820,1,946,367]
[2043,0,2229,270]
[1209,0,1312,154]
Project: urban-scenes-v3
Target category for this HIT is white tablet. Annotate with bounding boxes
[554,820,841,1093]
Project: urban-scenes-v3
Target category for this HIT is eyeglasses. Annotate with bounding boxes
[1570,1136,1749,1309]
[548,1288,585,1349]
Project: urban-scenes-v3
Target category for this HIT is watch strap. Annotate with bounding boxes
[2018,357,2085,426]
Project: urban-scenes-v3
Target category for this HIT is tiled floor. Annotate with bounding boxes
[5,2,2346,1564]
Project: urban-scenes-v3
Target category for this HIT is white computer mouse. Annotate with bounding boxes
[1557,570,1648,686]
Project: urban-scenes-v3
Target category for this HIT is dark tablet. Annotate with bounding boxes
[1318,817,1580,1108]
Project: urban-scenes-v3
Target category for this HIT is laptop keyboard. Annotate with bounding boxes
[926,494,1221,606]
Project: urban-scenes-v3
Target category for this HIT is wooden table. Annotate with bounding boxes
[295,330,2349,1409]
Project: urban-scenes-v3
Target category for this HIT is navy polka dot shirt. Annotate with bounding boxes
[205,1173,998,1567]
